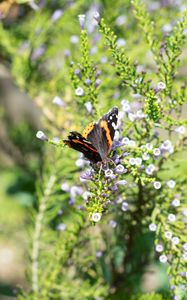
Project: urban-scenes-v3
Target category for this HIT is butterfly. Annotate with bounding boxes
[63,107,118,164]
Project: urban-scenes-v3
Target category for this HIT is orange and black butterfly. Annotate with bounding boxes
[64,107,118,163]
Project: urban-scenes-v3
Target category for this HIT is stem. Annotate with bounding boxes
[31,175,56,298]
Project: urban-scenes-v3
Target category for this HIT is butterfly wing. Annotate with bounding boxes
[82,107,118,160]
[64,131,102,163]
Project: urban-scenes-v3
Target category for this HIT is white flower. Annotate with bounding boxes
[75,87,84,96]
[115,164,126,174]
[161,140,173,153]
[167,180,176,189]
[75,158,85,167]
[182,208,187,216]
[156,81,166,90]
[183,243,187,251]
[153,181,161,189]
[145,143,153,150]
[61,182,70,192]
[175,126,186,135]
[117,38,126,47]
[122,137,130,145]
[162,23,172,33]
[36,130,48,141]
[122,103,131,112]
[145,164,155,175]
[56,223,66,231]
[105,169,113,177]
[121,201,128,211]
[156,244,164,252]
[153,148,161,156]
[82,191,92,201]
[116,180,127,186]
[165,231,172,239]
[109,220,117,228]
[182,252,187,261]
[92,212,101,222]
[149,223,157,231]
[136,110,145,118]
[128,140,136,148]
[171,199,180,207]
[135,157,142,166]
[52,137,60,144]
[70,35,79,44]
[115,15,126,26]
[159,254,168,263]
[168,213,176,222]
[78,14,86,29]
[172,236,179,245]
[128,112,136,122]
[142,153,150,161]
[52,96,64,106]
[129,158,136,165]
[84,102,92,114]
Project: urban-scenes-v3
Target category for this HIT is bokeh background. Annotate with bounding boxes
[0,1,187,299]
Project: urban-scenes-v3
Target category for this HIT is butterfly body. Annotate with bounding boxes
[64,107,118,163]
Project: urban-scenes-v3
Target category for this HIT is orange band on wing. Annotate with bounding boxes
[82,123,94,138]
[100,120,112,148]
[71,139,98,152]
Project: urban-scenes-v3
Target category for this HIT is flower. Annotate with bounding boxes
[82,191,92,201]
[149,223,157,231]
[175,126,186,134]
[75,158,85,168]
[92,212,101,222]
[61,182,70,192]
[116,180,127,186]
[171,236,179,245]
[31,46,45,60]
[167,180,176,189]
[122,137,129,145]
[153,181,161,189]
[156,81,166,90]
[171,199,180,207]
[36,130,48,141]
[115,15,126,26]
[159,254,168,263]
[105,169,114,177]
[129,158,136,165]
[128,140,136,148]
[165,231,172,239]
[75,87,84,96]
[182,243,187,251]
[182,252,187,261]
[128,112,136,122]
[95,78,101,87]
[168,213,176,222]
[142,153,150,161]
[52,137,60,144]
[109,220,117,228]
[114,164,127,174]
[84,102,93,114]
[70,35,79,44]
[135,157,142,166]
[145,143,153,150]
[156,244,164,252]
[153,148,161,156]
[145,164,155,175]
[182,208,187,216]
[121,201,128,211]
[51,9,63,22]
[78,14,86,29]
[56,223,66,231]
[52,96,64,106]
[117,38,126,47]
